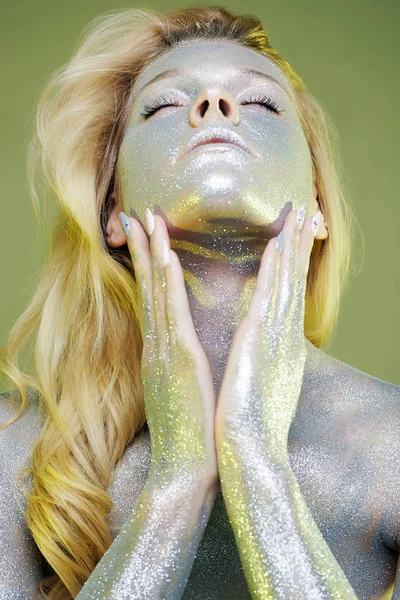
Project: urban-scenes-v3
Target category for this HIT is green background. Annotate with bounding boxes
[1,0,399,385]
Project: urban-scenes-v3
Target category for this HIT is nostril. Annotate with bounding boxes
[199,99,209,118]
[219,98,230,118]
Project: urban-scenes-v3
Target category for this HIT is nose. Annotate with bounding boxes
[188,87,240,127]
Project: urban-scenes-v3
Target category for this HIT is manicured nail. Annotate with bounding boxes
[162,239,170,266]
[275,230,284,253]
[311,210,322,236]
[296,206,306,230]
[146,207,155,235]
[119,212,130,236]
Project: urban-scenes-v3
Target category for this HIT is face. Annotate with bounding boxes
[117,40,313,245]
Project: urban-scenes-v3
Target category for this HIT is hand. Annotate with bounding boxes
[123,211,218,483]
[215,207,318,463]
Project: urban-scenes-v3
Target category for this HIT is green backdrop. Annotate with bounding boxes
[1,0,399,385]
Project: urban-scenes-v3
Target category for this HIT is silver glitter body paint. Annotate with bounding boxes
[2,40,400,600]
[119,41,312,244]
[1,344,400,599]
[118,41,316,403]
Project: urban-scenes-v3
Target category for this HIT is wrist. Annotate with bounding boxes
[147,461,219,492]
[217,434,291,482]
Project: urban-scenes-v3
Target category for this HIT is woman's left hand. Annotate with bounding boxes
[215,207,320,464]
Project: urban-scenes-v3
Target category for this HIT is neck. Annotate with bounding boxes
[171,239,323,398]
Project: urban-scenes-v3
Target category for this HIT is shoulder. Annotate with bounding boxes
[304,337,400,404]
[305,341,400,543]
[303,338,400,426]
[321,348,400,470]
[0,387,44,488]
[301,339,400,460]
[0,389,44,596]
[0,387,44,444]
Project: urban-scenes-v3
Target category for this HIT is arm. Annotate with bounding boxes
[77,470,218,600]
[218,439,357,599]
[215,208,358,598]
[78,212,219,599]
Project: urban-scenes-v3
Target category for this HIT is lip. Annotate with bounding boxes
[180,128,260,160]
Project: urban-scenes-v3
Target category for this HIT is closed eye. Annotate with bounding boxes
[140,96,183,119]
[240,95,284,115]
[140,94,285,119]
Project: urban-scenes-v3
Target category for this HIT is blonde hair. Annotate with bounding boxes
[0,5,357,599]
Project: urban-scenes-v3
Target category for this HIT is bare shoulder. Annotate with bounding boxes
[0,386,43,418]
[0,387,44,515]
[0,388,45,597]
[302,338,400,431]
[303,340,400,544]
[0,385,44,502]
[304,337,400,407]
[0,387,44,462]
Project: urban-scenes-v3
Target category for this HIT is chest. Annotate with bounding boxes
[105,422,395,600]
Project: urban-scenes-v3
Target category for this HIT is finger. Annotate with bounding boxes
[248,236,279,331]
[164,250,208,363]
[126,217,155,340]
[293,213,318,340]
[254,236,279,298]
[270,241,281,331]
[150,214,170,360]
[274,209,301,329]
[163,249,216,426]
[298,213,317,278]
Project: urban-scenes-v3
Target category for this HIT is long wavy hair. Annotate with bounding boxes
[0,5,357,599]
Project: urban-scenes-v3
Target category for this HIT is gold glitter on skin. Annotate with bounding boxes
[215,210,358,598]
[2,345,400,598]
[118,40,317,403]
[113,39,399,599]
[120,40,312,245]
[76,210,220,599]
[2,39,400,600]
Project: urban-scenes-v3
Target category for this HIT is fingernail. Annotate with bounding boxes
[296,206,306,230]
[146,207,155,235]
[275,230,284,253]
[162,239,170,266]
[311,210,322,236]
[119,212,130,236]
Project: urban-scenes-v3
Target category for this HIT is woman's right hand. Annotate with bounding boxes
[123,209,218,485]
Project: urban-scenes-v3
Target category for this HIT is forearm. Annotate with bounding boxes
[77,471,218,600]
[218,439,358,600]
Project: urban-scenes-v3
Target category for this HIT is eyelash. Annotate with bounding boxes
[140,96,183,118]
[139,94,284,118]
[241,94,284,114]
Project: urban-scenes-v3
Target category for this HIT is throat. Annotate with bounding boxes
[172,243,323,399]
[175,250,260,396]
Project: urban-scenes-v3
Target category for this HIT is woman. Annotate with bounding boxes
[0,5,399,600]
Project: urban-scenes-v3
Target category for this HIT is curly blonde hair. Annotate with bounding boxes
[0,5,356,598]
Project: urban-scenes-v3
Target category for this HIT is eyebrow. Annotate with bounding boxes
[133,66,293,101]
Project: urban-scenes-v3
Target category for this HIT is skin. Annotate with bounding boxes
[213,208,357,598]
[107,39,399,599]
[103,40,400,600]
[107,39,328,396]
[1,39,399,600]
